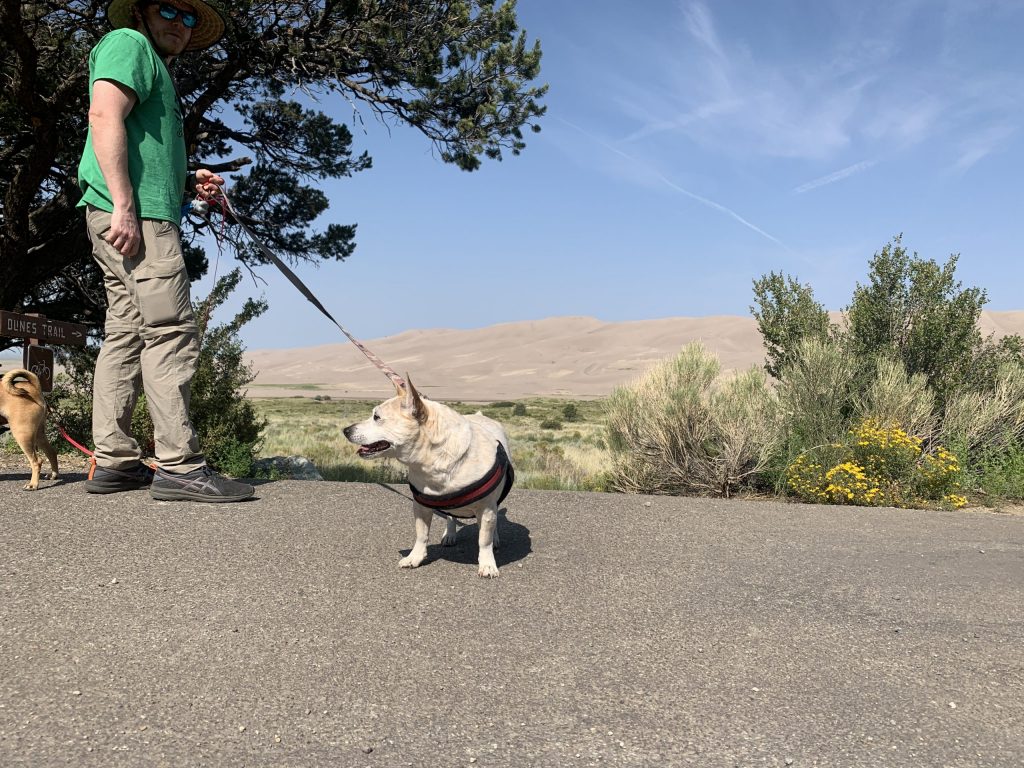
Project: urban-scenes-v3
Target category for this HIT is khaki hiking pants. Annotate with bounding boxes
[86,205,205,473]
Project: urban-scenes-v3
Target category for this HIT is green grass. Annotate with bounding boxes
[252,396,613,491]
[957,442,1024,507]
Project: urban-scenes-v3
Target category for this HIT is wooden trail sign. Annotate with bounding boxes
[0,310,87,346]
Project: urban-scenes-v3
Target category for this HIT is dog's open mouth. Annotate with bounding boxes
[357,440,391,458]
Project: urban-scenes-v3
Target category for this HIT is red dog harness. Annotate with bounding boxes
[409,443,515,518]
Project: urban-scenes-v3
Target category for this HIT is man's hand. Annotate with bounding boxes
[194,169,225,202]
[106,205,142,258]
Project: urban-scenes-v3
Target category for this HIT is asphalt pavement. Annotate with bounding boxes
[2,468,1022,767]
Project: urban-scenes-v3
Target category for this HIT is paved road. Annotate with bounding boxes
[2,469,1022,767]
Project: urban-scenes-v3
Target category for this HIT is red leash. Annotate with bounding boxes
[54,424,156,477]
[57,424,93,458]
[55,423,100,478]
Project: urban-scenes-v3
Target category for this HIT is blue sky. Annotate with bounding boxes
[195,0,1024,350]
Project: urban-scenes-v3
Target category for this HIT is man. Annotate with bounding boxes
[78,0,254,502]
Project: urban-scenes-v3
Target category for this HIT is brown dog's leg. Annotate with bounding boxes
[36,423,59,481]
[9,421,42,490]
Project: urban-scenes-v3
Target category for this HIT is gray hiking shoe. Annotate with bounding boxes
[85,462,156,494]
[150,466,255,503]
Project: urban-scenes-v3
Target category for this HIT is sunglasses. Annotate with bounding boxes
[153,2,198,29]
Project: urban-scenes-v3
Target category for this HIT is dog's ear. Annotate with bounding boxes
[402,373,428,423]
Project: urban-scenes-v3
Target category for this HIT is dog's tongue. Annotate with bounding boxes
[359,441,390,456]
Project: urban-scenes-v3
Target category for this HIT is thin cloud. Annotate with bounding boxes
[683,1,725,60]
[619,99,741,145]
[954,124,1015,171]
[558,117,789,251]
[610,2,863,159]
[794,160,877,193]
[609,1,1018,162]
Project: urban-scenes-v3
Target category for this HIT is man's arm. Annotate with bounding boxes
[89,78,140,258]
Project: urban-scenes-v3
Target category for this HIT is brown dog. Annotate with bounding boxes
[0,369,59,490]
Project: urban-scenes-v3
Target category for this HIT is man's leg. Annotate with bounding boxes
[100,216,201,472]
[133,218,253,502]
[85,206,148,482]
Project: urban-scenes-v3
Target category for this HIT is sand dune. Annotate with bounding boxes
[244,311,1024,401]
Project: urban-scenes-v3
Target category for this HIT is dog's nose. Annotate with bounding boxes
[343,425,354,438]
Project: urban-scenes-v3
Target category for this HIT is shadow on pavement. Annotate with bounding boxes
[395,507,532,569]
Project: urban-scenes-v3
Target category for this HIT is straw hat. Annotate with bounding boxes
[106,0,226,51]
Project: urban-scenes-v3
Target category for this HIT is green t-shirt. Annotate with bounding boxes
[77,29,186,223]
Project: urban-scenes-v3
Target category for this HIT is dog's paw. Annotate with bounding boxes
[22,483,38,491]
[441,531,458,547]
[477,562,500,579]
[398,554,424,569]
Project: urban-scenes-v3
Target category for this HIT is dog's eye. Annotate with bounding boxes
[373,413,382,422]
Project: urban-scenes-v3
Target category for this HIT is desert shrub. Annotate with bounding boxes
[956,442,1024,502]
[786,445,862,504]
[181,271,267,476]
[490,401,516,408]
[751,270,834,379]
[776,337,855,452]
[45,376,92,456]
[914,446,965,504]
[964,334,1024,393]
[844,236,986,405]
[203,435,257,478]
[131,392,156,455]
[512,403,527,416]
[606,343,778,497]
[607,342,719,495]
[562,403,579,422]
[852,356,937,442]
[755,236,997,406]
[786,418,965,509]
[539,418,563,430]
[714,368,780,491]
[939,361,1024,456]
[37,342,97,455]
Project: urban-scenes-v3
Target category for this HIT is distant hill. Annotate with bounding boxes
[243,311,1024,401]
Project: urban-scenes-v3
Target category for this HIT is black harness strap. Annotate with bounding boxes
[410,443,515,518]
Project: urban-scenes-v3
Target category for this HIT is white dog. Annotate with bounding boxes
[343,377,514,578]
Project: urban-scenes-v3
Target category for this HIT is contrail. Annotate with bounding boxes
[557,117,789,250]
[794,160,876,193]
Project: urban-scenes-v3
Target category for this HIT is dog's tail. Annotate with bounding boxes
[1,369,46,410]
